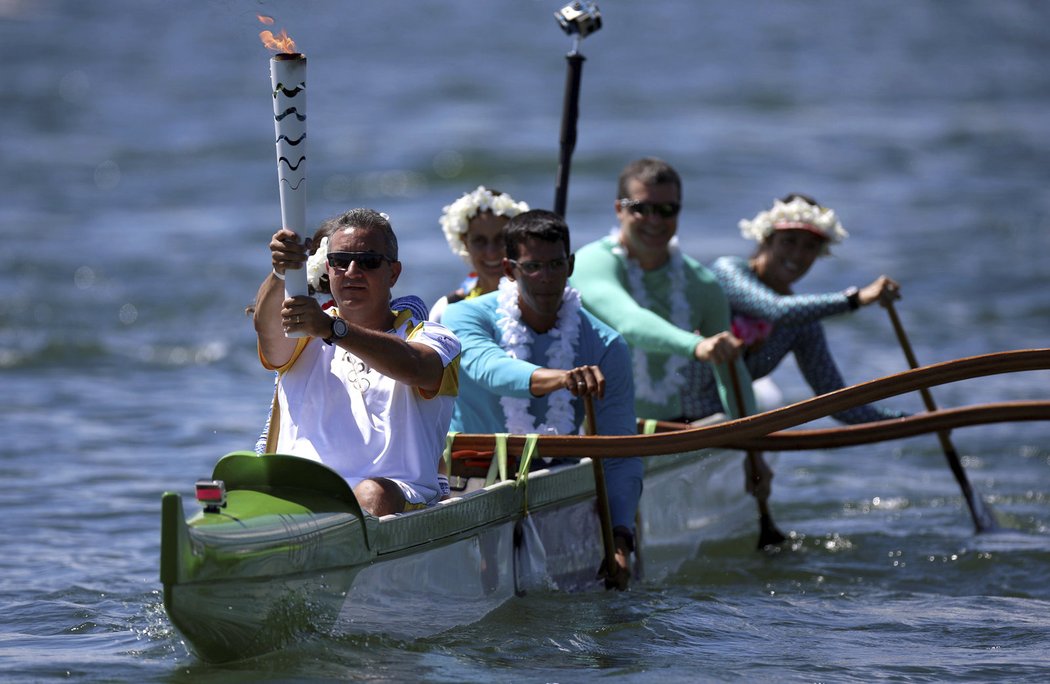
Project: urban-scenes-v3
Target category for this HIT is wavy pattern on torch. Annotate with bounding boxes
[272,83,305,98]
[450,348,1050,457]
[278,156,305,171]
[275,107,306,122]
[280,178,305,191]
[276,134,306,146]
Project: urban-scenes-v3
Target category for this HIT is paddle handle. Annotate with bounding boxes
[726,362,763,491]
[886,300,957,457]
[886,301,942,413]
[885,300,994,532]
[584,394,618,583]
[726,361,786,547]
[584,391,598,437]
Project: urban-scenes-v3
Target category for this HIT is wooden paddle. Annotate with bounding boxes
[584,394,621,589]
[884,300,997,533]
[727,362,787,549]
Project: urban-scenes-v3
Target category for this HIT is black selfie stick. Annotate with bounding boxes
[553,2,601,217]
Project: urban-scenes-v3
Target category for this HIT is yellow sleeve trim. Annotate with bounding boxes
[418,355,460,399]
[259,336,311,372]
[403,318,425,339]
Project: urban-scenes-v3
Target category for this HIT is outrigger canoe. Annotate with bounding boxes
[161,349,1050,663]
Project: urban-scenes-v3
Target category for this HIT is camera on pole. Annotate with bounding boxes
[554,1,602,41]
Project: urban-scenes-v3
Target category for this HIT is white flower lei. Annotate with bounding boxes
[738,196,848,253]
[495,277,582,435]
[611,230,691,405]
[306,235,329,291]
[440,186,529,266]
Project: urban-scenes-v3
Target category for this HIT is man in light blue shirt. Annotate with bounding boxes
[443,209,642,590]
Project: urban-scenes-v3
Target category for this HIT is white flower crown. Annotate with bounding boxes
[738,196,848,253]
[439,186,529,266]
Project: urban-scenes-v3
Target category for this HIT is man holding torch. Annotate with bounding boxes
[253,209,461,517]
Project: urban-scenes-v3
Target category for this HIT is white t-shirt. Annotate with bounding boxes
[263,309,461,504]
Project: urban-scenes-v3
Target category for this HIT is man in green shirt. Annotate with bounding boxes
[571,157,771,499]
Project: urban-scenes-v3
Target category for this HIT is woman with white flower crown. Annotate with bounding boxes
[442,209,642,590]
[429,186,529,323]
[680,193,906,423]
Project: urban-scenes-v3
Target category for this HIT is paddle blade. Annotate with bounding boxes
[595,557,629,591]
[969,492,999,534]
[757,513,787,549]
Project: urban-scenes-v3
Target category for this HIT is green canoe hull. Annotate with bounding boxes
[162,447,747,662]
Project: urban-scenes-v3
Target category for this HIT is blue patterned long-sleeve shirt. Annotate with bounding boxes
[680,256,905,425]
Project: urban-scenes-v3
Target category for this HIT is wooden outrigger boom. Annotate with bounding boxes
[451,348,1050,456]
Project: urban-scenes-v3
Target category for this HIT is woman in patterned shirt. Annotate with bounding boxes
[681,193,905,424]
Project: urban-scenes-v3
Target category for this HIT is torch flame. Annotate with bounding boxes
[258,15,297,54]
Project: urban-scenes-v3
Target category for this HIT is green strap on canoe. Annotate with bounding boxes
[642,418,658,435]
[515,434,539,484]
[485,433,510,486]
[483,433,538,492]
[515,434,539,515]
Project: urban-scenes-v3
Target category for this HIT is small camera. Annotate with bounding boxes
[554,1,602,39]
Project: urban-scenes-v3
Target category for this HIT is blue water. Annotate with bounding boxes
[2,0,1049,680]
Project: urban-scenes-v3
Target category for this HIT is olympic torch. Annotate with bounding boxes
[260,17,310,315]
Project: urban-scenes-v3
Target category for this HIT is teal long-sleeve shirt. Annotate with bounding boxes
[443,290,636,438]
[442,290,643,531]
[571,235,756,421]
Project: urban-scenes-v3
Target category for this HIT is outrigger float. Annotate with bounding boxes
[161,349,1050,662]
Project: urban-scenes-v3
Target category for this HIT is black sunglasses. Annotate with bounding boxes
[618,199,681,218]
[326,251,393,271]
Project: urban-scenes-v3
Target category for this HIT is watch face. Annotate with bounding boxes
[332,318,349,339]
